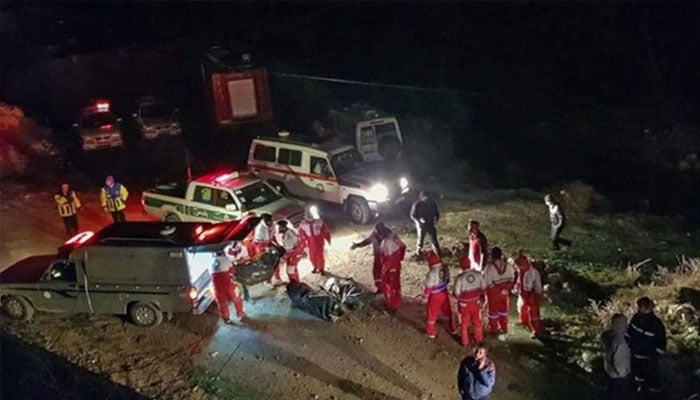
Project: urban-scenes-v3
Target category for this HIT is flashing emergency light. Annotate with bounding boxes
[100,124,113,131]
[214,171,240,183]
[96,102,110,112]
[309,205,320,220]
[65,231,95,245]
[188,286,198,301]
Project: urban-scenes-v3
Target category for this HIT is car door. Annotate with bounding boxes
[32,261,90,313]
[187,185,240,222]
[309,156,340,203]
[356,125,379,161]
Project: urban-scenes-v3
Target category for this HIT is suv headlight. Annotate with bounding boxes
[368,183,389,202]
[399,177,409,190]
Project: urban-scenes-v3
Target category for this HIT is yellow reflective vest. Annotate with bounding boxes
[100,183,129,212]
[54,191,81,217]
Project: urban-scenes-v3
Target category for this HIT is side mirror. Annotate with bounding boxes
[225,204,237,211]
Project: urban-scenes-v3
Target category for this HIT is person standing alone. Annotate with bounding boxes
[100,175,128,223]
[544,194,572,250]
[410,190,441,256]
[54,182,81,236]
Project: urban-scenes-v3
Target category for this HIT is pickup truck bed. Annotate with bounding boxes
[149,182,187,198]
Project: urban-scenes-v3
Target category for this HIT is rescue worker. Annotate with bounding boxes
[484,247,517,334]
[454,255,487,347]
[227,241,252,302]
[626,296,667,396]
[514,251,543,338]
[410,190,441,256]
[100,175,128,223]
[467,220,488,271]
[298,206,331,275]
[423,251,457,339]
[602,314,632,400]
[276,220,304,284]
[377,223,406,312]
[210,247,246,324]
[544,194,572,250]
[458,346,496,400]
[350,222,386,294]
[54,182,81,236]
[253,213,274,255]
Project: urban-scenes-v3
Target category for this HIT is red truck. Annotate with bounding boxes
[201,47,273,127]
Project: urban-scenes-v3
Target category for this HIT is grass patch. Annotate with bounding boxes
[189,366,271,400]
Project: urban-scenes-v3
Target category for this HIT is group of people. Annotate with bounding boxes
[53,175,129,236]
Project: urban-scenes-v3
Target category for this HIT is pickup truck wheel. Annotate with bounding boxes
[164,213,181,223]
[129,302,163,327]
[348,197,371,225]
[2,295,34,321]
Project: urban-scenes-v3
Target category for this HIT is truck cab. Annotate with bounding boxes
[248,133,411,224]
[133,97,181,140]
[315,104,403,162]
[72,101,124,151]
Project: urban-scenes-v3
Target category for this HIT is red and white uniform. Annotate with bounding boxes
[227,242,251,266]
[298,218,331,274]
[468,234,485,271]
[210,253,244,321]
[253,221,273,255]
[354,230,383,292]
[454,257,487,347]
[515,255,543,335]
[276,228,304,283]
[484,258,517,333]
[379,233,406,311]
[424,252,456,338]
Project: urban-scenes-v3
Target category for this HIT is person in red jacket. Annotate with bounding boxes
[515,251,543,338]
[484,247,517,334]
[276,220,304,283]
[466,220,489,271]
[453,256,487,347]
[350,222,386,294]
[210,248,246,324]
[378,223,406,312]
[423,251,457,339]
[298,206,331,275]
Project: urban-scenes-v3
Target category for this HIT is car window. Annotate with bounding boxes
[331,149,363,176]
[278,148,302,167]
[310,156,333,179]
[234,181,281,211]
[374,122,398,137]
[80,112,115,129]
[359,126,376,146]
[193,185,213,205]
[213,189,237,209]
[253,144,276,162]
[48,261,77,282]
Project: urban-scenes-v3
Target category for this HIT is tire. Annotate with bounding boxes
[128,302,163,327]
[348,197,371,225]
[2,295,34,321]
[164,213,181,222]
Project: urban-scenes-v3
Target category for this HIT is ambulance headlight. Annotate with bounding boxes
[368,183,389,202]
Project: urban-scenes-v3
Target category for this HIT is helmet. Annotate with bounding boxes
[105,175,115,186]
[426,251,441,268]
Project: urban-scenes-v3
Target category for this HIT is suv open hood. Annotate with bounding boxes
[339,163,406,188]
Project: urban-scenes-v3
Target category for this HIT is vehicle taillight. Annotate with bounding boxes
[96,102,110,112]
[188,286,198,301]
[65,231,94,245]
[100,124,113,131]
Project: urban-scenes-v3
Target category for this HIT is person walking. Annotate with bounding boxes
[423,251,457,339]
[100,175,128,223]
[298,206,331,275]
[350,222,387,294]
[454,255,487,347]
[484,247,517,334]
[458,346,496,400]
[54,182,81,236]
[602,313,632,400]
[410,190,441,256]
[626,297,667,396]
[377,223,406,312]
[544,194,572,250]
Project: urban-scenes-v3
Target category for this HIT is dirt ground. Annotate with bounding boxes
[0,181,596,400]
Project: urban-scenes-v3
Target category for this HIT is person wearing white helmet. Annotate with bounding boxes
[100,175,128,223]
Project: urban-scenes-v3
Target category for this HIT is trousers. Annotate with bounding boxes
[416,222,440,254]
[212,272,244,321]
[381,269,402,311]
[458,300,483,347]
[426,291,456,337]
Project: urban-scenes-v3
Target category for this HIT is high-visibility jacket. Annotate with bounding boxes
[453,270,487,303]
[100,183,128,212]
[379,233,406,272]
[517,265,542,299]
[484,259,517,293]
[54,190,81,217]
[425,263,450,295]
[298,218,331,250]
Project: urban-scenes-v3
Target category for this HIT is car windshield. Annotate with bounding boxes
[375,122,398,137]
[234,181,281,211]
[80,112,115,129]
[331,149,363,176]
[140,102,171,119]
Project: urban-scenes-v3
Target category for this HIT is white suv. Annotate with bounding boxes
[247,133,411,224]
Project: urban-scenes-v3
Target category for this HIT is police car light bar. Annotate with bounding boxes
[214,171,240,183]
[96,102,110,112]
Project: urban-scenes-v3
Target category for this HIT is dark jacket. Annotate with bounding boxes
[410,199,440,225]
[625,313,667,358]
[458,356,496,400]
